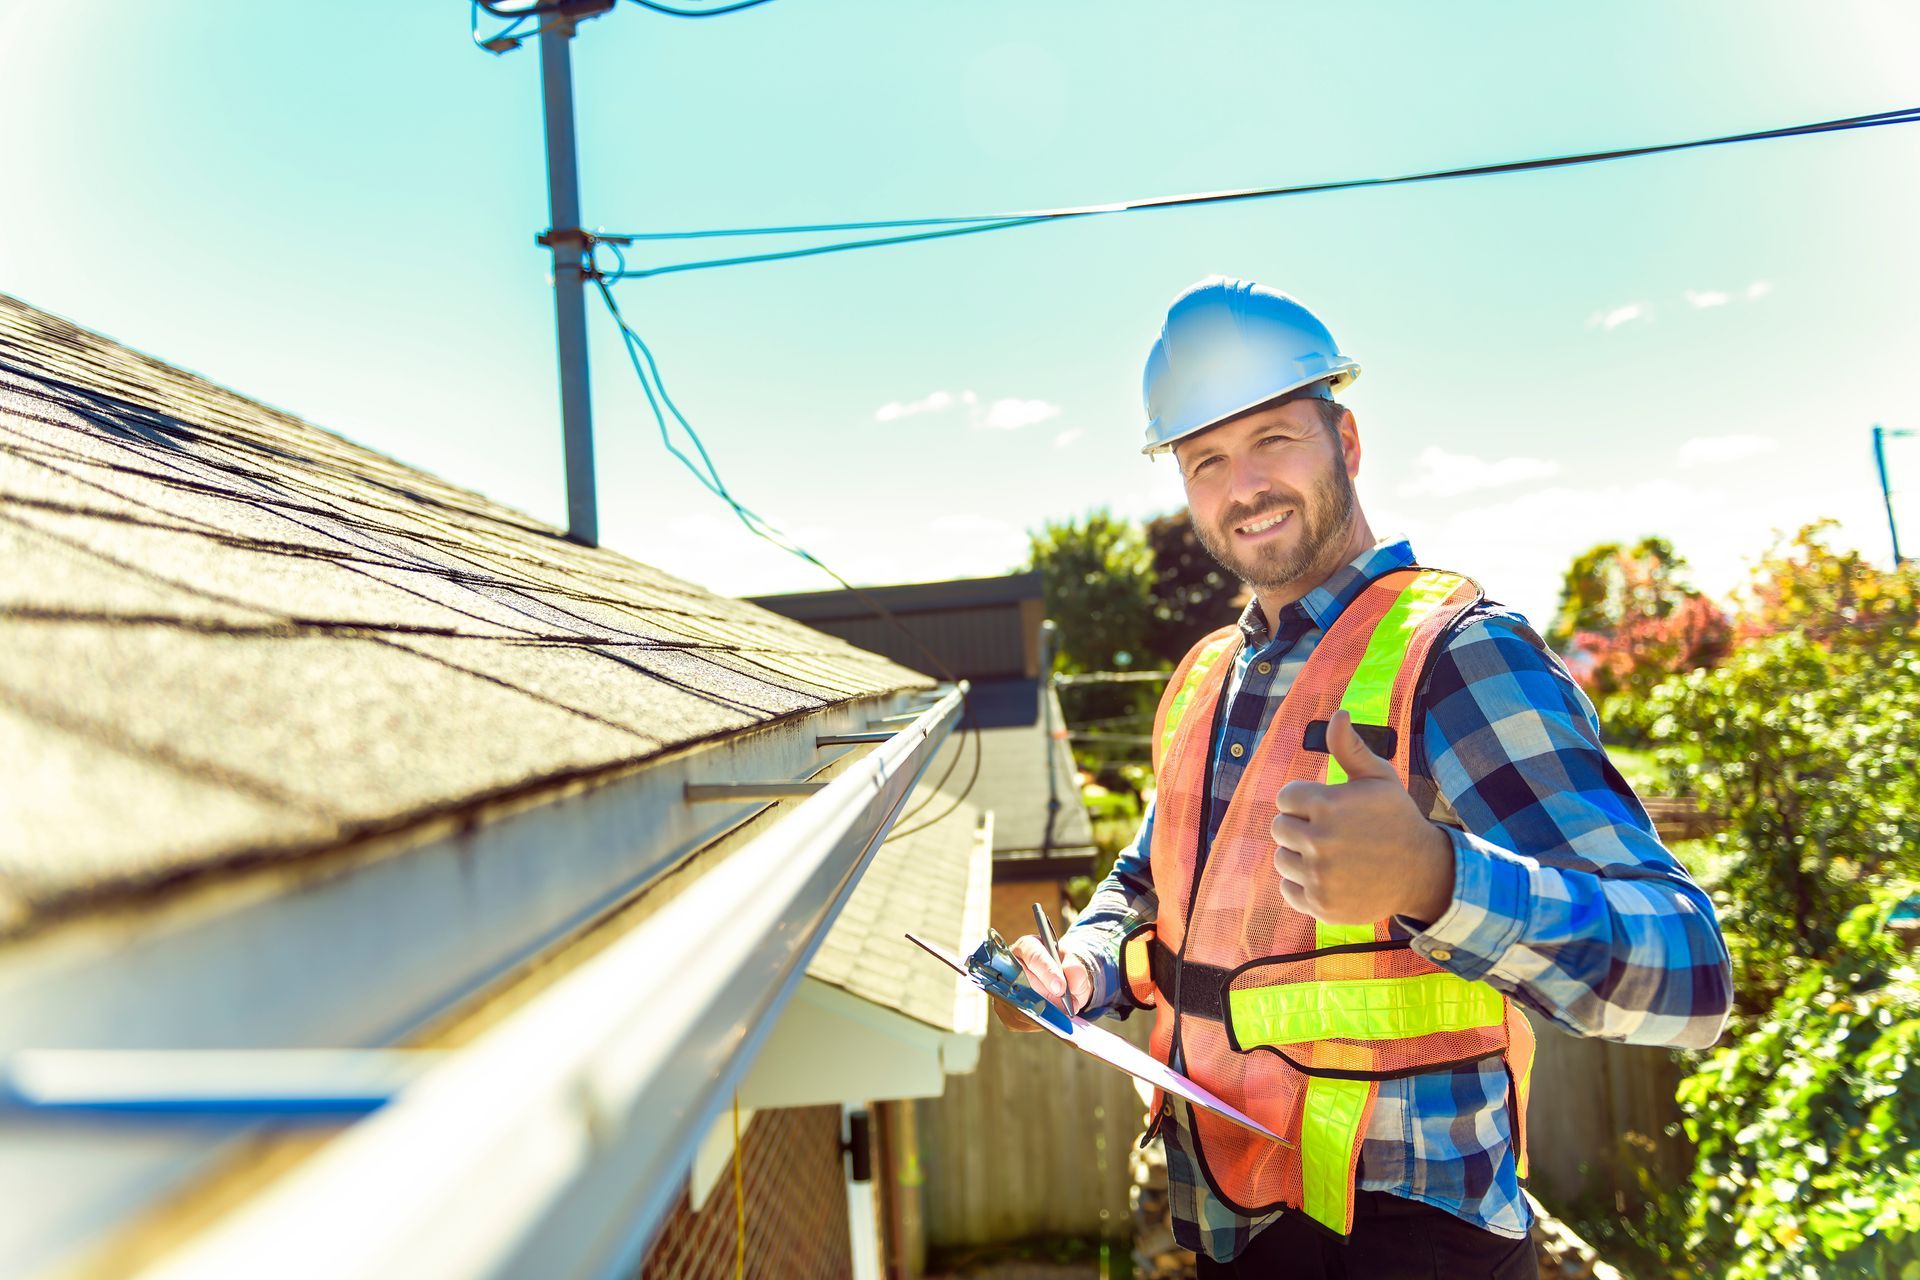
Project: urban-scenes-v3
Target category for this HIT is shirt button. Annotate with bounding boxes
[1430,947,1454,963]
[1229,742,1245,758]
[1256,661,1273,675]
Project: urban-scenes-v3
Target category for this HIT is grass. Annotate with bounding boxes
[1607,745,1666,794]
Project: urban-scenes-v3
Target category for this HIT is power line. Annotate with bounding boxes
[597,103,1920,280]
[472,0,780,26]
[626,0,781,15]
[584,255,986,831]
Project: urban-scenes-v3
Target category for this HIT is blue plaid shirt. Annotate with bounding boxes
[1059,539,1731,1263]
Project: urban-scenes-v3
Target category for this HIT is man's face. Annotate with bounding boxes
[1172,397,1358,595]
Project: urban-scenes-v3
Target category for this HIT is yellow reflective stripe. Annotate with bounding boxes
[1323,569,1462,786]
[1315,920,1380,948]
[1158,636,1235,760]
[1318,570,1463,948]
[1228,970,1506,1048]
[1301,1076,1370,1231]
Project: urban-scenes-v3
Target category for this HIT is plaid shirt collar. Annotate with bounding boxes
[1234,537,1418,647]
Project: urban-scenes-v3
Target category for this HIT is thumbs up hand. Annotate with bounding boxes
[1270,710,1457,927]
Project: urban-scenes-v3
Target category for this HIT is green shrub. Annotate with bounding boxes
[1677,883,1920,1279]
[1645,635,1920,1015]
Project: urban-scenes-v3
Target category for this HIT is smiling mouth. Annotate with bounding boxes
[1234,510,1293,537]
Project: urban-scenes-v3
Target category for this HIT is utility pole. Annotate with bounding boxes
[1874,424,1914,566]
[1038,619,1060,856]
[535,1,616,546]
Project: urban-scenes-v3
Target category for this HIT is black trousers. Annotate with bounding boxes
[1194,1191,1538,1279]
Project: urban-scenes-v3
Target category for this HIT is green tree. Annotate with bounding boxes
[1145,509,1247,667]
[1568,524,1920,1278]
[1550,536,1730,742]
[1026,509,1159,675]
[1548,535,1695,652]
[1645,524,1920,1012]
[1740,520,1920,648]
[1027,510,1162,802]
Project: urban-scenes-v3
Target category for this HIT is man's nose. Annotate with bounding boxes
[1225,453,1271,508]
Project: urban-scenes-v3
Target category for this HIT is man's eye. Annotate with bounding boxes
[1259,435,1286,447]
[1190,457,1221,476]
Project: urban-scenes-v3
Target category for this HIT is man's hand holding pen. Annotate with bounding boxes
[993,908,1094,1033]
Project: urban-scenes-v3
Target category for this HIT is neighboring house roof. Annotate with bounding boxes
[807,800,992,1033]
[751,578,1096,863]
[750,570,1045,683]
[0,294,932,933]
[924,677,1094,859]
[750,570,1043,619]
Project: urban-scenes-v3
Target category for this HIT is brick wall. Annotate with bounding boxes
[639,1105,852,1280]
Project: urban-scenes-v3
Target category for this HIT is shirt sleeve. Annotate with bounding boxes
[1057,796,1159,1019]
[1397,610,1733,1049]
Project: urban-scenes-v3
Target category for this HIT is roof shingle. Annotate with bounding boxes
[0,294,933,930]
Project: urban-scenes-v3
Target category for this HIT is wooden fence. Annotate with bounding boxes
[1522,1015,1694,1211]
[913,1013,1152,1251]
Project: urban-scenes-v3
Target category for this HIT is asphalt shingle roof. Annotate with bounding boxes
[0,294,932,934]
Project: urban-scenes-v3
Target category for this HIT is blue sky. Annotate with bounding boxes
[4,1,1918,628]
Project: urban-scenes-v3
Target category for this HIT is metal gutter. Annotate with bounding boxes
[136,682,966,1280]
[0,684,937,1278]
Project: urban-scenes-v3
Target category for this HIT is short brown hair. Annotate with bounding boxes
[1313,398,1348,436]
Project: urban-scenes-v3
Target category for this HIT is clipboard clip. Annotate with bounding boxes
[967,929,1074,1033]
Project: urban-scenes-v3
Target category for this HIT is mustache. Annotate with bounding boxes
[1221,495,1305,529]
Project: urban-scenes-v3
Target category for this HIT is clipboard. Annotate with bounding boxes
[906,931,1288,1145]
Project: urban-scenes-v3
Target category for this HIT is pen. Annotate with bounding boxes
[1036,901,1067,1013]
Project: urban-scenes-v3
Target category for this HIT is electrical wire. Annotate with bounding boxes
[627,0,782,15]
[473,0,781,21]
[470,1,543,52]
[598,103,1920,279]
[472,0,575,17]
[584,247,985,831]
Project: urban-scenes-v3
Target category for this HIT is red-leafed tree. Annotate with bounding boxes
[1551,537,1731,704]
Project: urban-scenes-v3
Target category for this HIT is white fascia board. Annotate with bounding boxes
[0,686,932,1280]
[740,977,949,1112]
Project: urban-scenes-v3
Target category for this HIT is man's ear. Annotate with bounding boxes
[1337,407,1362,479]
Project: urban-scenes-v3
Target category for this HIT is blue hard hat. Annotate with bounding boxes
[1140,277,1360,455]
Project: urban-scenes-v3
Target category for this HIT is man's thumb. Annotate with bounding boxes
[1328,709,1396,781]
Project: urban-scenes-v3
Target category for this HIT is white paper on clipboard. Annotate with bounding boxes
[906,932,1288,1146]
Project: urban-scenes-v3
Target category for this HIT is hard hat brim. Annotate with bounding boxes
[1141,363,1359,456]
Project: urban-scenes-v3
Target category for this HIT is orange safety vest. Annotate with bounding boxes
[1120,567,1535,1235]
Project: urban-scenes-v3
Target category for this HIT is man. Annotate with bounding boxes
[997,277,1731,1278]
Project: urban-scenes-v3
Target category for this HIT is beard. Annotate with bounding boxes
[1192,454,1357,595]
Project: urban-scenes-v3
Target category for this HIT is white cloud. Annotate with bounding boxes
[981,397,1062,431]
[1591,303,1647,331]
[1397,445,1560,499]
[1677,434,1778,467]
[874,389,967,422]
[1684,281,1772,310]
[1053,428,1085,449]
[1393,478,1730,628]
[873,388,1055,430]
